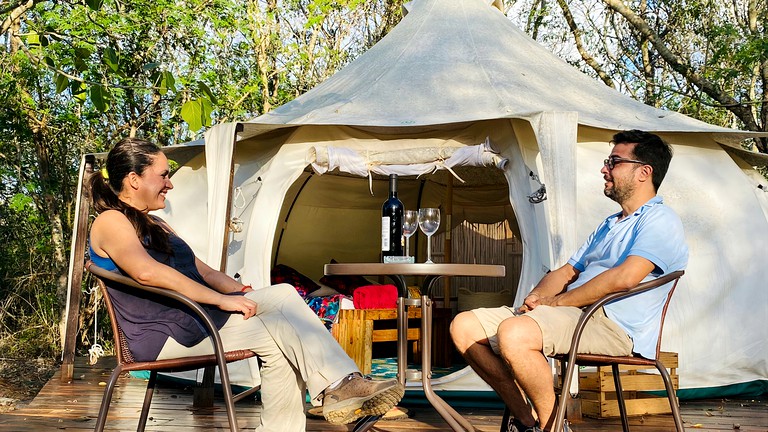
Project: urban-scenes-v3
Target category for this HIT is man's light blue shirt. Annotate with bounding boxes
[566,196,688,359]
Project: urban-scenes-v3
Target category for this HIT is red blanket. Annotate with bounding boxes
[353,284,398,309]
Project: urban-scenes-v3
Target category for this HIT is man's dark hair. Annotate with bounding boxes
[612,130,673,192]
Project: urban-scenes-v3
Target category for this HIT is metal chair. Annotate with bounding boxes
[552,270,685,432]
[86,261,259,432]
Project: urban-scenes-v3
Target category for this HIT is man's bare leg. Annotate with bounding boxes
[450,311,537,427]
[497,315,558,430]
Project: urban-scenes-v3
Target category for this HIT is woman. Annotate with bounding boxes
[88,137,403,431]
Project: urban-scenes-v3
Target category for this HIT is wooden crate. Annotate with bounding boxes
[332,308,422,374]
[331,307,452,375]
[578,351,679,418]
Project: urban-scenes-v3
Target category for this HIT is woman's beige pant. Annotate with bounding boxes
[158,283,359,432]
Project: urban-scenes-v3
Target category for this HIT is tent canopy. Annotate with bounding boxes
[107,0,768,397]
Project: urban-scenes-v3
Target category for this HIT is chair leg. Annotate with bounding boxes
[233,385,261,404]
[137,371,157,432]
[553,358,576,432]
[352,414,383,432]
[655,359,684,431]
[217,358,239,431]
[94,366,124,432]
[611,364,630,432]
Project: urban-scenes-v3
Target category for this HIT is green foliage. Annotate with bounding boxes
[1,0,399,360]
[181,98,213,131]
[0,186,59,357]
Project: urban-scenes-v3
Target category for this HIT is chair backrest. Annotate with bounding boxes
[90,271,136,365]
[652,275,682,359]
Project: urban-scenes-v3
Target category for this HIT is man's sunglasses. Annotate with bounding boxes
[603,156,648,170]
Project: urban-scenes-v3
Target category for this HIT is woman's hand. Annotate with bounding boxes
[217,295,259,319]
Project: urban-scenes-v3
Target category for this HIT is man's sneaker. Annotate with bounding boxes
[500,408,542,432]
[499,407,573,432]
[545,419,572,432]
[322,374,405,425]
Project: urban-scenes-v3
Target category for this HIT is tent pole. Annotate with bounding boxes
[61,155,94,382]
[443,176,453,307]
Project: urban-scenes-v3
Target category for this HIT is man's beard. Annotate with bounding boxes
[604,178,635,203]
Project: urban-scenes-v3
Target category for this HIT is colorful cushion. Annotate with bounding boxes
[306,294,346,330]
[270,264,320,298]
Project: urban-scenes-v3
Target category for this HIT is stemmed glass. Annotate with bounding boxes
[402,210,418,258]
[418,208,440,264]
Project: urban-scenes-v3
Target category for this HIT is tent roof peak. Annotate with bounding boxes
[245,0,743,136]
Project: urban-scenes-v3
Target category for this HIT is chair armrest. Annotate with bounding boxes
[564,270,684,358]
[85,261,229,362]
[577,270,685,327]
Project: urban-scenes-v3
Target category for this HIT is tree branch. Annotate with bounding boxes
[556,0,615,89]
[1,0,39,36]
[602,0,761,132]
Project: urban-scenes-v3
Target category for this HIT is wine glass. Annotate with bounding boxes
[402,210,418,258]
[418,208,440,264]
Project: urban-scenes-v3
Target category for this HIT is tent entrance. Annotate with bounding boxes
[270,166,521,309]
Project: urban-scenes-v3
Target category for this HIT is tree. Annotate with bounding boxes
[0,0,404,357]
[506,0,767,152]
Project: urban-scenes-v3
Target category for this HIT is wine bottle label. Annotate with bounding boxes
[382,216,390,250]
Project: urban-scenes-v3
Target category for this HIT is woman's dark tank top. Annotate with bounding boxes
[89,232,237,361]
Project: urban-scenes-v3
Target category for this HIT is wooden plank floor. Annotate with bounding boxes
[0,356,765,431]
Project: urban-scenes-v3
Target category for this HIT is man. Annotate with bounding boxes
[450,130,688,432]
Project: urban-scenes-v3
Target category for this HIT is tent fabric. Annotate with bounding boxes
[148,0,768,395]
[204,123,238,268]
[308,138,508,182]
[245,0,741,134]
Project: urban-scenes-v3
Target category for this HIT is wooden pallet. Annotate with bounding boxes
[578,351,679,418]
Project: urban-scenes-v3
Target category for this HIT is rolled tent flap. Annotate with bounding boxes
[308,137,508,180]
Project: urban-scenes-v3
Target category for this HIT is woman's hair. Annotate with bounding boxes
[88,137,172,254]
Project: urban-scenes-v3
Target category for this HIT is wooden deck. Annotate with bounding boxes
[0,357,765,431]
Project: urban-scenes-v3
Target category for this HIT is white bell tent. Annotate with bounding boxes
[74,0,768,397]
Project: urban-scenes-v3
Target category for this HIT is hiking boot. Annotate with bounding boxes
[322,374,405,425]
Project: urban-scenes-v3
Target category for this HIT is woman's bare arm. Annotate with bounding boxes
[90,210,257,318]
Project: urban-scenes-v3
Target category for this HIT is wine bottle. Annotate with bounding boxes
[381,174,404,260]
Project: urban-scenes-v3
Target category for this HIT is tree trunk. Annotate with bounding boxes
[30,129,69,349]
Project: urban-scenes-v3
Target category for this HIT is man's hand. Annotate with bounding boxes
[520,292,559,313]
[520,292,540,312]
[218,295,258,319]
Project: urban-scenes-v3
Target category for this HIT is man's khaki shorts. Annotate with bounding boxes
[471,305,633,357]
